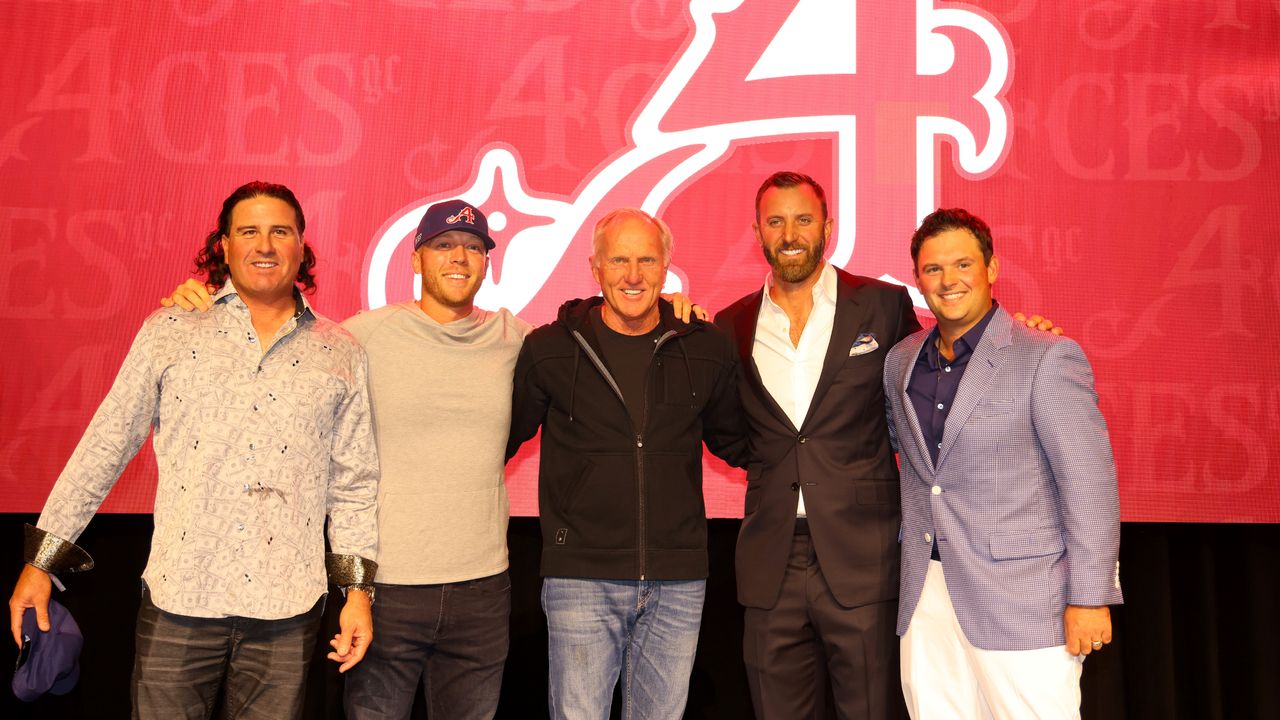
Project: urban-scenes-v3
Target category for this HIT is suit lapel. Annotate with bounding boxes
[895,333,935,476]
[731,290,796,432]
[799,272,864,430]
[937,308,1012,469]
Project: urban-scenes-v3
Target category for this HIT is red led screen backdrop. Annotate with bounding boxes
[1,1,1276,522]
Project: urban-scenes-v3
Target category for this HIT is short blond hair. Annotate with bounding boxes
[591,208,673,268]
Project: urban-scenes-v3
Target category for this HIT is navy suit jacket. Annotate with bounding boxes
[884,307,1123,650]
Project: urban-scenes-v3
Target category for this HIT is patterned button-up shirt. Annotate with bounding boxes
[37,282,379,620]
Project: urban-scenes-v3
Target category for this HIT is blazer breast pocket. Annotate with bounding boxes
[972,398,1015,418]
[836,350,883,386]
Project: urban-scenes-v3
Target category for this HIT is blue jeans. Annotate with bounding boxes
[344,572,511,720]
[131,586,324,720]
[542,577,706,720]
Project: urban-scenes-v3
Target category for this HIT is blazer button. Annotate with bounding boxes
[798,436,808,444]
[790,482,800,491]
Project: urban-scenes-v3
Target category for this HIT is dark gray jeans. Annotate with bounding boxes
[130,586,324,720]
[343,571,511,720]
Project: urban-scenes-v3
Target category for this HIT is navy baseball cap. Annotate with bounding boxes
[413,199,495,251]
[12,599,82,702]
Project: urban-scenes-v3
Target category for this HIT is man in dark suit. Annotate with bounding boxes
[715,172,920,719]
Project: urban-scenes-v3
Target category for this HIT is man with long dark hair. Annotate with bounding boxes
[8,181,379,719]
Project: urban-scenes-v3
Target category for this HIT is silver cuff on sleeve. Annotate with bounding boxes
[325,553,377,587]
[23,524,94,574]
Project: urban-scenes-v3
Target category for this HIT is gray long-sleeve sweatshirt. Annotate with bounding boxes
[343,301,530,584]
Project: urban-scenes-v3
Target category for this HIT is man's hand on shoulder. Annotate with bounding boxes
[159,278,216,312]
[1013,312,1065,336]
[662,292,709,323]
[1063,604,1111,656]
[8,564,52,647]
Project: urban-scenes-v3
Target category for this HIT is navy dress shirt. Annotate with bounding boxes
[906,301,999,560]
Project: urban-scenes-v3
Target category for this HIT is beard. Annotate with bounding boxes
[421,273,481,309]
[762,236,825,283]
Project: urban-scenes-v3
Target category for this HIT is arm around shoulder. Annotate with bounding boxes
[506,337,549,461]
[701,336,749,468]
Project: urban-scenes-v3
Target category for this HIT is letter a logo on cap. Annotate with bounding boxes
[447,207,476,225]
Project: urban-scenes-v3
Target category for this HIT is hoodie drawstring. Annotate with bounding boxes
[676,338,697,405]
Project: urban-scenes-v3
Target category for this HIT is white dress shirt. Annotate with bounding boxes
[752,262,838,517]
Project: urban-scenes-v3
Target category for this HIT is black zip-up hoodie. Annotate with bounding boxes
[507,297,748,580]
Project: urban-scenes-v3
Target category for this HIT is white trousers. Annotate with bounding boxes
[901,560,1084,720]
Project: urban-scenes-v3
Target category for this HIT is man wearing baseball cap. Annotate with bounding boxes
[164,197,528,720]
[338,198,529,720]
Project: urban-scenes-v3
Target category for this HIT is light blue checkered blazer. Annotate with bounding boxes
[884,307,1123,651]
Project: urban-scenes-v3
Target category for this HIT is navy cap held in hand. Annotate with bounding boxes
[12,598,82,702]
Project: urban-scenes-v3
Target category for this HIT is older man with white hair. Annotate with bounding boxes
[508,208,748,719]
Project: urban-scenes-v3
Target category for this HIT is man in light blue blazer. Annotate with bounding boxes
[883,209,1123,719]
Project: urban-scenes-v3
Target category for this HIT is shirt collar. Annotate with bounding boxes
[761,261,837,313]
[214,279,312,321]
[923,299,999,369]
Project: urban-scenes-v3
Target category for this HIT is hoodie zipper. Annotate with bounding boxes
[570,327,678,580]
[638,330,678,580]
